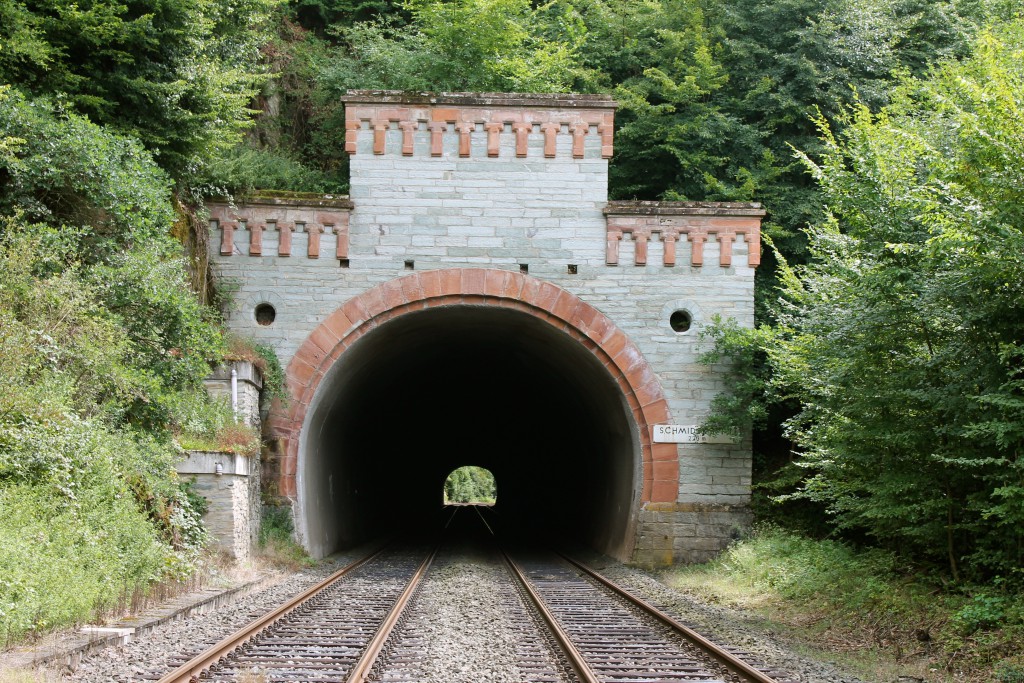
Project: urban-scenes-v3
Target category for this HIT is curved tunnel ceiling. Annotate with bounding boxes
[298,304,640,559]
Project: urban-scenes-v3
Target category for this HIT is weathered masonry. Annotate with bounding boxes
[209,91,764,566]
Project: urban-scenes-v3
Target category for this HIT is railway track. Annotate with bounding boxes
[154,541,437,683]
[153,507,789,683]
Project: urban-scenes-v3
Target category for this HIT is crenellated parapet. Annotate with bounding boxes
[208,195,354,260]
[342,91,616,159]
[604,201,764,268]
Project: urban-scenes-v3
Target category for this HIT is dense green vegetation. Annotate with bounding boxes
[444,466,497,504]
[0,0,274,643]
[703,21,1024,582]
[3,0,1024,672]
[0,0,275,178]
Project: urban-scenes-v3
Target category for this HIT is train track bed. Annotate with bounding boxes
[370,532,570,683]
[59,548,378,683]
[578,555,867,683]
[513,552,733,682]
[369,510,787,683]
[50,514,866,683]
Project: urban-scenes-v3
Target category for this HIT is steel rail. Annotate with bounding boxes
[471,507,599,683]
[472,507,779,683]
[155,544,388,683]
[559,552,780,683]
[499,550,603,683]
[347,543,440,683]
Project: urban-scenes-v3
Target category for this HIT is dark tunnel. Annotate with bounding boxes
[297,304,640,559]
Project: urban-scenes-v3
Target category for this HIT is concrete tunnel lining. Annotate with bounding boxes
[297,303,641,559]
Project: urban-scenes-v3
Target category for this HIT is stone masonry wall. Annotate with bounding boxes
[208,91,762,565]
[177,452,256,560]
[178,361,264,559]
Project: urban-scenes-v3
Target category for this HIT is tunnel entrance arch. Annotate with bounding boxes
[267,268,676,561]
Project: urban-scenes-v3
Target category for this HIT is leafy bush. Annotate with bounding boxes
[0,86,174,256]
[997,662,1024,683]
[225,334,288,401]
[203,145,335,196]
[0,421,206,643]
[260,505,296,545]
[953,594,1012,634]
[0,89,225,423]
[0,90,225,643]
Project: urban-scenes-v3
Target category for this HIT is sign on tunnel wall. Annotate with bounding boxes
[652,425,735,444]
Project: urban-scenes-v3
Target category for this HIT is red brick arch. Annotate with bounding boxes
[266,268,677,503]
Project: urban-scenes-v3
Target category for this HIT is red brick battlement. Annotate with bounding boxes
[342,90,615,159]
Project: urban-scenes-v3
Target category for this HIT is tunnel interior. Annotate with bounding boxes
[298,304,640,559]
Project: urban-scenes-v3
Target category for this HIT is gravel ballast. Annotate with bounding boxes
[13,542,869,683]
[377,544,561,683]
[53,548,371,682]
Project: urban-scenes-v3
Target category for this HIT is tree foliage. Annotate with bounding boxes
[0,0,277,178]
[444,466,497,504]
[0,221,211,642]
[0,84,228,639]
[318,0,588,92]
[705,21,1024,582]
[234,0,1000,275]
[0,87,224,426]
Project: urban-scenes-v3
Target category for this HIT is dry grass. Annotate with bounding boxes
[224,335,271,377]
[0,668,58,683]
[256,534,315,572]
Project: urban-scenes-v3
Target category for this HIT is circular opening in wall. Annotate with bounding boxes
[670,309,692,333]
[255,303,276,326]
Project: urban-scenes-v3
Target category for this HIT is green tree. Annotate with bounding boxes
[0,0,276,178]
[218,0,593,194]
[762,21,1024,581]
[0,86,175,258]
[444,466,496,503]
[320,0,588,92]
[0,88,223,426]
[600,0,757,202]
[290,0,401,34]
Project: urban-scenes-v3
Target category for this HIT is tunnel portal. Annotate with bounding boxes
[298,304,639,559]
[210,91,764,565]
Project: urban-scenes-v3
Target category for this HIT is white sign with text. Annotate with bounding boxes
[652,424,736,444]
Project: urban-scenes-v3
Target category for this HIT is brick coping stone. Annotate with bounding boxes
[340,89,617,108]
[604,200,766,216]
